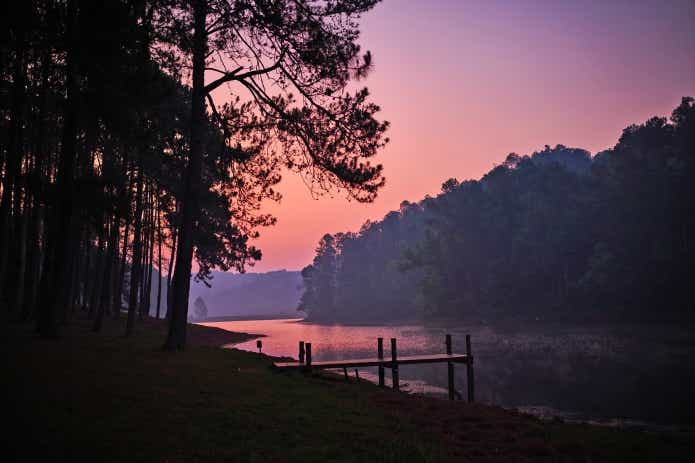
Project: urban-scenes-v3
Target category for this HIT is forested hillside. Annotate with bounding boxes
[299,98,695,323]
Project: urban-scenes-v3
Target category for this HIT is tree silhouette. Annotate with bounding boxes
[300,99,695,323]
[154,0,389,349]
[0,0,388,348]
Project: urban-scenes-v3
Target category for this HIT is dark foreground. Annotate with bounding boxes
[5,317,693,462]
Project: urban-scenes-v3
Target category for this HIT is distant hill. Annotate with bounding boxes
[187,270,303,318]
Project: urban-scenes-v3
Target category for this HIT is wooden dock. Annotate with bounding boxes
[272,335,475,402]
[274,353,470,369]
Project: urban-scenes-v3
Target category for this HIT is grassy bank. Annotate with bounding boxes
[6,316,693,462]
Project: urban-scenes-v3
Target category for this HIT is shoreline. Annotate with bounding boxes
[197,313,300,323]
[8,315,694,462]
[190,322,695,436]
[188,322,265,347]
[209,316,695,430]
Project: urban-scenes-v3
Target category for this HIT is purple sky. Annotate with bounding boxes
[248,0,695,272]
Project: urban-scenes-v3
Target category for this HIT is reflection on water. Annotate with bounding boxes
[201,318,695,426]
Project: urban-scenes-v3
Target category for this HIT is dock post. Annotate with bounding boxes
[446,334,455,400]
[391,338,399,391]
[299,341,305,364]
[305,342,312,368]
[377,337,385,387]
[466,335,475,402]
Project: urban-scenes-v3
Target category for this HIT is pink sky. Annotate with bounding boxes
[244,0,695,272]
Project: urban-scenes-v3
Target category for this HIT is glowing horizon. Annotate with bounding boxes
[240,0,694,273]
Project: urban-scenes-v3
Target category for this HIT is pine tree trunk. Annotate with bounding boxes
[142,183,154,318]
[22,205,43,321]
[165,201,178,321]
[114,165,134,319]
[156,200,163,319]
[93,213,119,332]
[21,49,51,322]
[126,167,144,335]
[138,184,149,319]
[37,0,78,337]
[81,232,93,310]
[88,230,106,319]
[164,0,207,350]
[12,193,29,319]
[0,14,28,307]
[144,191,155,317]
[108,226,120,317]
[65,242,81,323]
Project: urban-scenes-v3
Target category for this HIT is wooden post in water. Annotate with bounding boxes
[391,338,399,391]
[298,341,305,364]
[377,337,385,387]
[466,334,475,402]
[305,342,312,367]
[446,334,455,401]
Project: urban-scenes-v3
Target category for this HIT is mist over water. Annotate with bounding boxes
[203,318,695,427]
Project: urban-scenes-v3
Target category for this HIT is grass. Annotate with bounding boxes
[5,315,694,462]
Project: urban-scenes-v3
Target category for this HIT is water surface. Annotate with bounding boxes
[202,318,695,426]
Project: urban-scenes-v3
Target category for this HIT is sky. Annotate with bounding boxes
[245,0,695,273]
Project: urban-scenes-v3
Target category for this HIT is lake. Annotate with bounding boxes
[201,318,695,427]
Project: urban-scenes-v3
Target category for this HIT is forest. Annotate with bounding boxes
[0,0,388,347]
[299,98,695,323]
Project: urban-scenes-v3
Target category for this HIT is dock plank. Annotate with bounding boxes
[273,353,470,370]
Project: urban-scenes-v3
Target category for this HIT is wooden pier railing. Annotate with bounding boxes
[273,334,475,402]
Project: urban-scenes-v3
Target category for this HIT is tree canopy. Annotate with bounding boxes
[0,0,388,348]
[299,98,695,323]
